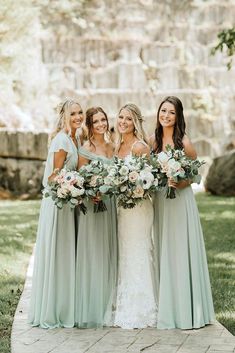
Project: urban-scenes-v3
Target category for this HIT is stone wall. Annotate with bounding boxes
[0,130,48,196]
[40,0,235,159]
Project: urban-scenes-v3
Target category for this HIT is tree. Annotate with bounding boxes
[211,27,235,70]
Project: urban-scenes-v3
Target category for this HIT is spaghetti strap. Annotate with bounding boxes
[131,140,148,152]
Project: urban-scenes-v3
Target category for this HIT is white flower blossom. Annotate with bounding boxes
[119,165,129,176]
[133,185,144,198]
[129,171,139,183]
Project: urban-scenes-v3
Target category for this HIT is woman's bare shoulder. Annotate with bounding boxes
[182,135,197,159]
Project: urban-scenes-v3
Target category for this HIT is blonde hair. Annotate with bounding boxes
[49,98,82,144]
[116,103,149,149]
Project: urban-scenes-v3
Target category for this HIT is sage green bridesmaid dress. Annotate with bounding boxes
[153,186,215,329]
[75,147,118,328]
[29,131,79,328]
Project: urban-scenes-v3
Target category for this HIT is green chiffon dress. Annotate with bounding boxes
[75,147,118,328]
[28,131,79,328]
[153,186,215,329]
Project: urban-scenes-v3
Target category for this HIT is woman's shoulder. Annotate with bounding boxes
[149,134,156,150]
[132,140,150,155]
[82,141,94,152]
[52,130,68,143]
[49,130,71,152]
[182,135,197,159]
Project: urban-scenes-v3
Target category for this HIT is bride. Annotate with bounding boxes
[114,103,158,329]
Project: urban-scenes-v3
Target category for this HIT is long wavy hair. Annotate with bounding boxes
[50,98,82,144]
[154,96,186,153]
[116,103,149,150]
[85,107,110,149]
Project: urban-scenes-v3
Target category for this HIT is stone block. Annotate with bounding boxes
[0,130,48,161]
[0,157,45,195]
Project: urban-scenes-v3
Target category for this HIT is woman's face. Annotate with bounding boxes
[92,111,108,135]
[117,108,135,134]
[158,102,176,128]
[70,104,84,131]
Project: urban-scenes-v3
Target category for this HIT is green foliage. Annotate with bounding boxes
[211,27,235,70]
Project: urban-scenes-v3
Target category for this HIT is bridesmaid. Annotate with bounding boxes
[75,107,118,328]
[29,98,84,328]
[151,96,215,329]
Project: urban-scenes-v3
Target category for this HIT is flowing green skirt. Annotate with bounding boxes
[75,197,118,328]
[153,186,215,329]
[29,197,76,328]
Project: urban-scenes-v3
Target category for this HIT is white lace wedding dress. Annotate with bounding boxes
[114,198,158,329]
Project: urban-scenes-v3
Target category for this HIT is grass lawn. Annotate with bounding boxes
[0,200,40,353]
[196,193,235,335]
[0,194,234,353]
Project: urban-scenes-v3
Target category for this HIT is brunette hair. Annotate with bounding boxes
[85,107,110,148]
[154,96,186,153]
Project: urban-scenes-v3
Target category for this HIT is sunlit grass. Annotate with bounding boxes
[196,193,235,335]
[0,200,40,353]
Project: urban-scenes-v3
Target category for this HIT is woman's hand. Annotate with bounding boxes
[168,178,191,189]
[92,195,101,204]
[48,168,60,184]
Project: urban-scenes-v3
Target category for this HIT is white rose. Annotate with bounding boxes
[158,152,169,165]
[104,176,113,185]
[57,187,68,198]
[75,176,84,187]
[129,171,139,183]
[76,188,85,196]
[70,186,83,197]
[119,166,129,176]
[107,167,117,177]
[133,185,144,198]
[168,159,181,172]
[90,175,99,187]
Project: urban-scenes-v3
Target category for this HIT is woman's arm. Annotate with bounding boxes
[183,135,197,160]
[78,154,90,169]
[48,149,67,182]
[149,134,156,151]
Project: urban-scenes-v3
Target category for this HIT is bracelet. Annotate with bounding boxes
[53,168,60,174]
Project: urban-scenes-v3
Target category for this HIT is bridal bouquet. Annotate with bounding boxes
[156,145,205,199]
[111,155,157,209]
[79,160,114,212]
[43,168,87,213]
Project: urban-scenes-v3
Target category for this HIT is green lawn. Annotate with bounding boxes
[196,193,235,335]
[0,194,234,353]
[0,200,40,353]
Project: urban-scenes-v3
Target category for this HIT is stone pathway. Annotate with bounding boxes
[11,255,235,353]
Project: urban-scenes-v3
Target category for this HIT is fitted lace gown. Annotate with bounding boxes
[114,144,158,329]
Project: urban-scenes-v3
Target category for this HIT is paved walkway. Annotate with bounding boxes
[11,255,235,353]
